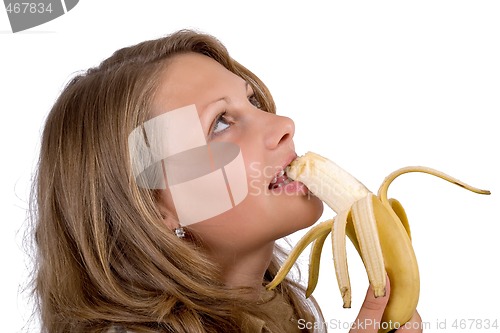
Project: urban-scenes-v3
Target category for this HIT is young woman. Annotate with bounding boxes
[32,29,421,332]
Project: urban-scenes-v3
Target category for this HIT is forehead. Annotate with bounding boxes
[151,52,245,116]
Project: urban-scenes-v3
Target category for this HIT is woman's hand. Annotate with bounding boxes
[350,277,422,333]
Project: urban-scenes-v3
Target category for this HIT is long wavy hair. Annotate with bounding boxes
[31,30,323,333]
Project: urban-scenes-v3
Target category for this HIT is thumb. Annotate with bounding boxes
[350,276,390,333]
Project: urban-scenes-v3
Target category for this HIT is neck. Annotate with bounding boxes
[213,241,275,298]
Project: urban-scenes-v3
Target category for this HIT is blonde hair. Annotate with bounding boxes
[32,30,322,333]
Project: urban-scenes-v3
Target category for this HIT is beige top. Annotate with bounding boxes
[242,289,302,333]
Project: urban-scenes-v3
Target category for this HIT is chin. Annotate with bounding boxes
[303,193,324,221]
[283,195,324,236]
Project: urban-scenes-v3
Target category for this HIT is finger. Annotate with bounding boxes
[350,276,391,333]
[395,311,422,333]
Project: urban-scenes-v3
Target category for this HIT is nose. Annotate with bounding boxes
[263,114,295,150]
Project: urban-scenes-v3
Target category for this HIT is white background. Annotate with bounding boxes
[1,1,499,332]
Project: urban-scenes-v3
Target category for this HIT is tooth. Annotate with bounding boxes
[271,176,277,184]
[278,169,285,177]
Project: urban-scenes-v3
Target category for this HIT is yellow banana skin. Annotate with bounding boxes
[345,194,419,332]
[266,152,490,333]
[307,229,330,297]
[266,219,333,291]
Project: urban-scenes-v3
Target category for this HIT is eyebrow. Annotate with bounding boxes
[203,81,250,109]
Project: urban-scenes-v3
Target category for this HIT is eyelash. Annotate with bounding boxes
[248,94,262,109]
[211,111,230,136]
[210,94,262,136]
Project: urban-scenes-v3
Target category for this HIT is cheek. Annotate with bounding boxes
[187,198,269,250]
[242,157,265,199]
[242,149,276,194]
[270,196,324,237]
[188,190,324,252]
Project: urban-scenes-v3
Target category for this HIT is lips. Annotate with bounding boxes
[268,169,293,189]
[268,154,297,190]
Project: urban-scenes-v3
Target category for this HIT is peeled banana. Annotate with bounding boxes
[266,152,490,333]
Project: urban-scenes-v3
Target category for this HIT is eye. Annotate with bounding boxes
[211,111,231,135]
[248,94,262,109]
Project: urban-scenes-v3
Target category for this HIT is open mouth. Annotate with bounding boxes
[268,168,293,190]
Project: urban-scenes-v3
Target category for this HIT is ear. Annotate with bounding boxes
[156,189,180,230]
[162,213,181,230]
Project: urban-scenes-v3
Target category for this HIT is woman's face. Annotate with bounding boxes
[152,52,323,255]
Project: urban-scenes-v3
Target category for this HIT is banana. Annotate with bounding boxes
[306,227,330,298]
[266,151,490,333]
